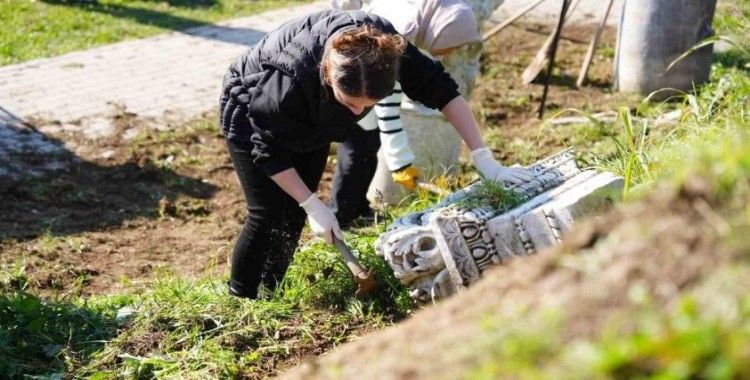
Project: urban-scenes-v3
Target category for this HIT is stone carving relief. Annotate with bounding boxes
[375,150,624,303]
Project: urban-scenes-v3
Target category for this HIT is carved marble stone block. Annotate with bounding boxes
[375,150,623,303]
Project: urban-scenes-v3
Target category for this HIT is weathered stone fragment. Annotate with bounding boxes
[376,150,623,303]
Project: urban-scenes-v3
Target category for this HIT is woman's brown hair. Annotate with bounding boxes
[322,25,406,100]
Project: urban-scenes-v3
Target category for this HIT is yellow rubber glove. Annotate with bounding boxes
[391,166,420,190]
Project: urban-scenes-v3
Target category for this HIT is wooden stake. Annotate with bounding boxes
[521,0,583,85]
[538,0,572,119]
[482,0,548,41]
[575,0,616,88]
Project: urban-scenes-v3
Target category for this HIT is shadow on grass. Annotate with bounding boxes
[0,109,218,242]
[0,291,118,377]
[40,0,267,45]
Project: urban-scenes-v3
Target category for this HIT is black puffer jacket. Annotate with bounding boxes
[219,9,459,176]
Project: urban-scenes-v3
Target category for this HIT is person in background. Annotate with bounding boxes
[330,0,485,227]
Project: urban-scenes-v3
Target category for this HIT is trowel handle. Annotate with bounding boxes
[332,236,368,278]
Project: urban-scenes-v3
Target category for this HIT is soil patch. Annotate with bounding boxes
[472,22,638,164]
[0,109,335,297]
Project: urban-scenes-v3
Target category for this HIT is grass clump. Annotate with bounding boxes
[456,176,524,211]
[80,277,309,378]
[589,298,750,380]
[1,222,412,378]
[282,229,413,314]
[77,238,411,378]
[548,61,748,199]
[0,292,123,378]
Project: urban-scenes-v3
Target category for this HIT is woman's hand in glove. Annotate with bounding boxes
[299,195,342,244]
[471,147,532,185]
[391,165,421,190]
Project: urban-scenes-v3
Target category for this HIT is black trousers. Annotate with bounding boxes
[226,139,329,298]
[330,126,381,225]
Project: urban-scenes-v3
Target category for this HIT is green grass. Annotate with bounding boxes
[0,223,413,378]
[589,298,750,380]
[457,60,750,380]
[1,2,747,379]
[457,175,524,211]
[594,62,749,198]
[467,280,750,379]
[465,7,750,378]
[0,291,126,378]
[714,1,750,45]
[543,57,748,197]
[0,0,310,65]
[454,4,750,378]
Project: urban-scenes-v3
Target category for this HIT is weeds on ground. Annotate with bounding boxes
[0,291,125,378]
[74,229,413,378]
[456,62,750,380]
[547,106,653,195]
[3,5,747,379]
[544,61,748,199]
[468,279,750,379]
[1,221,413,378]
[464,16,750,378]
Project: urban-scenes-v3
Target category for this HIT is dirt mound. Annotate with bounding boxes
[280,177,740,379]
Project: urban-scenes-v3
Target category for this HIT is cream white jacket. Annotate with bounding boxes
[333,0,417,172]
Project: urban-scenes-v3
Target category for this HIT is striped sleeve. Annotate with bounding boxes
[375,82,415,171]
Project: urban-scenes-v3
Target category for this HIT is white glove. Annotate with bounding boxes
[471,147,533,186]
[300,195,343,244]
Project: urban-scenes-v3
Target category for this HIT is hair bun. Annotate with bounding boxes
[323,25,407,100]
[332,25,405,60]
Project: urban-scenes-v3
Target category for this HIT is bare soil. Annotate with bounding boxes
[0,110,337,297]
[1,21,633,298]
[472,22,637,164]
